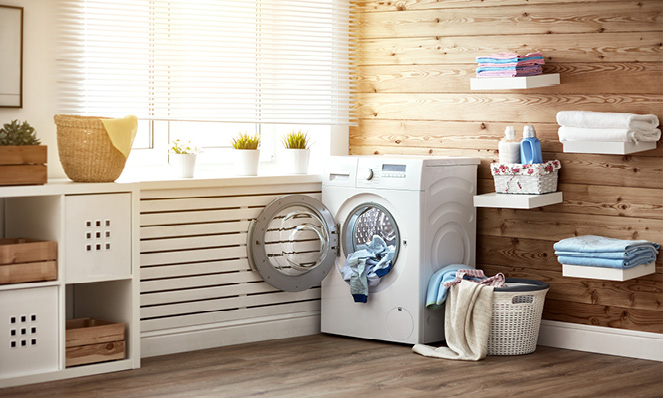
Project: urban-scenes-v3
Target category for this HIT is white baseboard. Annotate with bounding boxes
[141,312,321,358]
[538,320,663,362]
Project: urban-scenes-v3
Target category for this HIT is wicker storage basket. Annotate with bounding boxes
[491,161,561,195]
[54,115,127,182]
[487,278,549,356]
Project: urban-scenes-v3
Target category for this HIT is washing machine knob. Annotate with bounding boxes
[363,168,374,181]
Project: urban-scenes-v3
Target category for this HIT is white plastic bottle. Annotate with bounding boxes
[499,126,521,164]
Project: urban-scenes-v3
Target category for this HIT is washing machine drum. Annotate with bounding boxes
[247,194,401,292]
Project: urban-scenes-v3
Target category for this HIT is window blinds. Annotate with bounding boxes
[57,0,357,125]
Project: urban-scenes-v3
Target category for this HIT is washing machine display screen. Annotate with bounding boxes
[263,205,330,276]
[382,164,406,172]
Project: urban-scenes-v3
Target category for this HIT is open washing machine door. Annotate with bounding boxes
[248,194,402,293]
[247,194,338,292]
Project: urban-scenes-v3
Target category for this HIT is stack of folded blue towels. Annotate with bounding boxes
[554,235,660,269]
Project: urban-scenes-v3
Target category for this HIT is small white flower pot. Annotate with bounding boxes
[283,148,310,174]
[170,153,197,178]
[235,149,260,176]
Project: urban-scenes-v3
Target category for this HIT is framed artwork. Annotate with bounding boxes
[0,5,23,108]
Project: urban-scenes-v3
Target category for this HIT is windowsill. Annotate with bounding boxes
[116,163,323,190]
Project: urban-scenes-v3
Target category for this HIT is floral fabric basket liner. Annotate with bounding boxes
[491,160,561,194]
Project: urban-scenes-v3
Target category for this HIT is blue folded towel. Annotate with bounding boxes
[425,264,484,310]
[553,235,660,255]
[555,245,658,260]
[557,252,656,269]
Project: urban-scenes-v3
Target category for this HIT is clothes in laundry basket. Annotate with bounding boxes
[341,235,395,303]
[425,265,505,310]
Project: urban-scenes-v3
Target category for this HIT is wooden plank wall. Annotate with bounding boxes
[351,0,663,333]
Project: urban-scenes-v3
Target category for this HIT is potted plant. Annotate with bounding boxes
[0,120,47,186]
[169,139,199,178]
[231,132,260,176]
[281,130,310,174]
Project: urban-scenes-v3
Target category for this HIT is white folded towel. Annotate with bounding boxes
[557,111,660,131]
[558,126,662,143]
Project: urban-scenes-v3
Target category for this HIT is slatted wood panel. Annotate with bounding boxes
[353,0,663,333]
[140,183,323,335]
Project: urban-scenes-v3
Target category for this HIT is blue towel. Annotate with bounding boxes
[341,235,395,303]
[555,245,658,260]
[475,55,544,64]
[557,253,656,269]
[425,264,483,310]
[553,235,660,255]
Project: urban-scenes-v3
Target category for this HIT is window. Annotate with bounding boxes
[57,0,357,165]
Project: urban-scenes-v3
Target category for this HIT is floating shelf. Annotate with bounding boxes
[562,262,655,282]
[470,73,560,90]
[473,191,563,209]
[562,141,657,155]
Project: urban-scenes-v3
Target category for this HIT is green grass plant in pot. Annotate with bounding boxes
[169,139,199,178]
[232,132,260,176]
[281,130,310,174]
[0,120,47,185]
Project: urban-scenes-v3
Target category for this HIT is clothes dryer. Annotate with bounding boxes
[247,155,479,344]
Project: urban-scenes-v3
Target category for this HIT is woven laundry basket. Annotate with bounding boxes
[54,114,127,182]
[491,160,561,194]
[487,278,549,356]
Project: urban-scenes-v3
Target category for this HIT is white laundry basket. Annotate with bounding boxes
[487,278,549,356]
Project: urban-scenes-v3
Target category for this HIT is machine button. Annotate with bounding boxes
[363,168,374,180]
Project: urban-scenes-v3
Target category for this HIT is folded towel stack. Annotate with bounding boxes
[557,111,661,143]
[554,235,660,269]
[475,52,544,77]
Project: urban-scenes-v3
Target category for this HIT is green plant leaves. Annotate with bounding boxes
[0,120,41,146]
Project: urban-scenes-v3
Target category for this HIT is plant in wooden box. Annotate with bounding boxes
[0,120,47,185]
[169,139,200,178]
[232,132,261,176]
[282,130,311,174]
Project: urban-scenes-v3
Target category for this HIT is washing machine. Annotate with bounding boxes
[247,155,479,344]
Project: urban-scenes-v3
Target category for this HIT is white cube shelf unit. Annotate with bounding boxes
[0,181,140,388]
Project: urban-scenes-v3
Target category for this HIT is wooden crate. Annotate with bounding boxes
[0,238,57,284]
[0,145,47,186]
[65,318,126,367]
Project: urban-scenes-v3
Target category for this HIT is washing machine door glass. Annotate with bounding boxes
[343,203,400,265]
[248,194,338,292]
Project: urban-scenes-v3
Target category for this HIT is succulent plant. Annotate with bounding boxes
[0,120,41,146]
[282,130,310,149]
[231,132,260,150]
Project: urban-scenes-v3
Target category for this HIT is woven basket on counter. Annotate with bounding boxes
[490,160,561,195]
[54,114,127,182]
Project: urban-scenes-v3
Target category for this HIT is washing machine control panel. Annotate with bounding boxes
[357,159,413,189]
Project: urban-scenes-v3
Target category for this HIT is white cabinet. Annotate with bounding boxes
[0,182,140,388]
[65,194,132,283]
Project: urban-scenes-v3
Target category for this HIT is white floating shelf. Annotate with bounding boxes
[562,141,657,155]
[470,73,560,90]
[473,191,563,209]
[562,262,655,282]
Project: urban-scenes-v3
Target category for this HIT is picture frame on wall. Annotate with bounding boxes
[0,5,23,108]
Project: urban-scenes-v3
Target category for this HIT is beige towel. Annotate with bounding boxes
[100,115,138,159]
[412,280,494,361]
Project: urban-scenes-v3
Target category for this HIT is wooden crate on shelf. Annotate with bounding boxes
[0,145,47,186]
[65,318,126,367]
[0,238,57,284]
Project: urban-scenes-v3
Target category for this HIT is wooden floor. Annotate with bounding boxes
[2,334,662,397]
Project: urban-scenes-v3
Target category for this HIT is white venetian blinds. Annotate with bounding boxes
[57,0,357,125]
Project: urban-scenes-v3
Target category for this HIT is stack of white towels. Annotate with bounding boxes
[556,111,661,143]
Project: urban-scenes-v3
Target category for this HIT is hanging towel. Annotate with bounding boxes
[557,253,656,269]
[553,235,660,255]
[341,235,395,303]
[100,115,138,159]
[413,281,494,361]
[425,266,505,310]
[558,126,661,143]
[556,111,660,131]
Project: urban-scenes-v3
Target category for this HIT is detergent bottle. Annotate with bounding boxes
[520,125,543,164]
[498,126,521,164]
